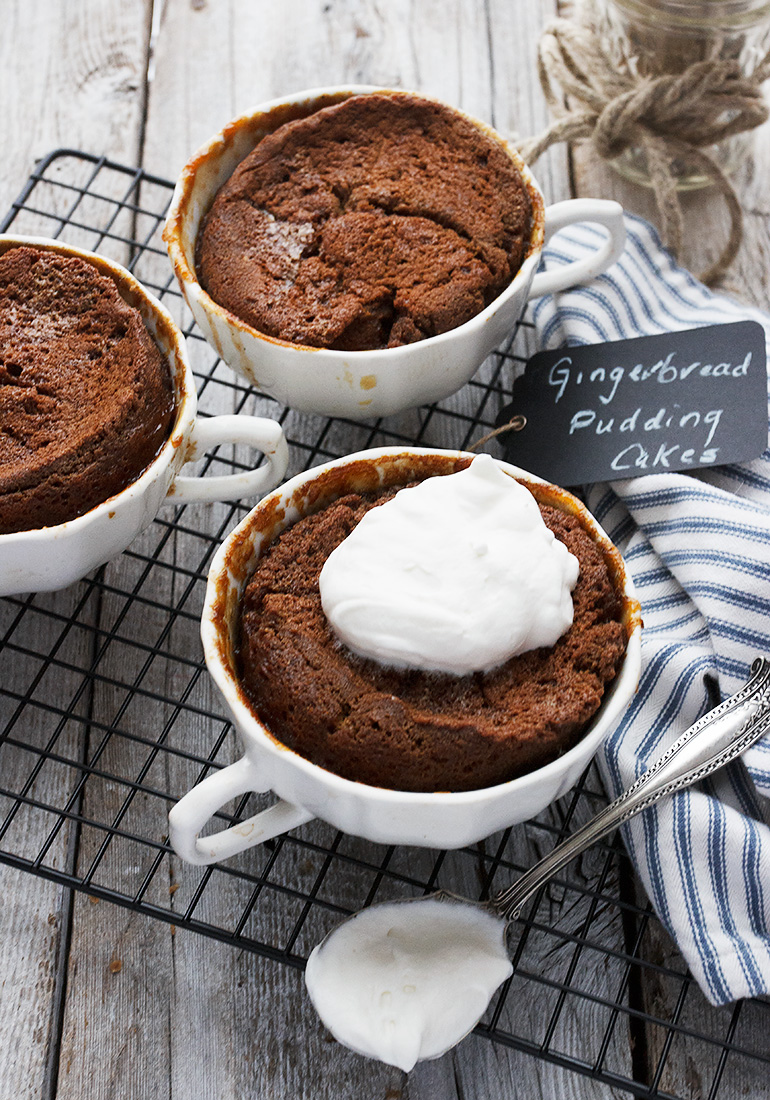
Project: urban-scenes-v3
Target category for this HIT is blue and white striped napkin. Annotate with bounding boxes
[531,212,770,1005]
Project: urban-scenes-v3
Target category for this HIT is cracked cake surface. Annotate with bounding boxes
[237,475,628,793]
[0,246,175,534]
[197,93,533,350]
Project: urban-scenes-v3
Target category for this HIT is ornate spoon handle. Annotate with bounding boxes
[492,657,770,922]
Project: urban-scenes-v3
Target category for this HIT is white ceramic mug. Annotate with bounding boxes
[163,86,626,421]
[0,235,289,596]
[168,447,642,865]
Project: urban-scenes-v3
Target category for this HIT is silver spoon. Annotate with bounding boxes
[305,657,770,1072]
[489,654,770,922]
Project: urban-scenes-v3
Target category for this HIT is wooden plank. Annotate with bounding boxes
[0,584,101,1100]
[0,0,151,223]
[0,4,153,1099]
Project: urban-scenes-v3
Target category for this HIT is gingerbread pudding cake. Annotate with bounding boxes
[0,246,176,534]
[197,92,534,350]
[237,461,628,793]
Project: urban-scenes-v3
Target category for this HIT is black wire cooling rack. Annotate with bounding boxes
[1,150,768,1100]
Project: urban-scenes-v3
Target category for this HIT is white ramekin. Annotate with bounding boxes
[169,447,642,864]
[163,86,626,420]
[0,235,289,596]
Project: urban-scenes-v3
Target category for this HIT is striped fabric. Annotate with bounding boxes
[530,212,770,1005]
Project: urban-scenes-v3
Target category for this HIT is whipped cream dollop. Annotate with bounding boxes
[305,898,512,1072]
[319,455,580,674]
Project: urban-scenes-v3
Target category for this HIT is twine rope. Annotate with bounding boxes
[518,3,770,284]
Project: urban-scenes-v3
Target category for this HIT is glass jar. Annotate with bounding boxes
[590,0,770,189]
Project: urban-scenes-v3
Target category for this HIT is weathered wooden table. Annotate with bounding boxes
[2,3,769,1098]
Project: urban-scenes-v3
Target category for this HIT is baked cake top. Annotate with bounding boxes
[198,93,533,350]
[0,246,175,533]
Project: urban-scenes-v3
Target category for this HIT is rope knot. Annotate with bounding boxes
[593,88,649,159]
[517,1,770,283]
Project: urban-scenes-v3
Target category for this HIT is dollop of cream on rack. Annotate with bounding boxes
[304,897,512,1072]
[318,454,579,674]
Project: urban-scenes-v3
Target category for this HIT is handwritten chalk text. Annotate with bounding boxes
[549,351,752,406]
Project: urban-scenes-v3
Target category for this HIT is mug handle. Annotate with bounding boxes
[168,755,315,865]
[170,416,289,503]
[527,198,626,300]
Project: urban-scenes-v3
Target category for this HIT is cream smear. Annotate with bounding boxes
[318,454,579,674]
[305,898,512,1072]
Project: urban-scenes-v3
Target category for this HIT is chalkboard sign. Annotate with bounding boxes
[495,321,768,485]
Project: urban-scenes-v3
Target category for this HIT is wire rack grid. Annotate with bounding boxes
[0,150,768,1100]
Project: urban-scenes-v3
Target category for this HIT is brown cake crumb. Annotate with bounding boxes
[238,480,628,793]
[197,93,533,350]
[0,246,175,534]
